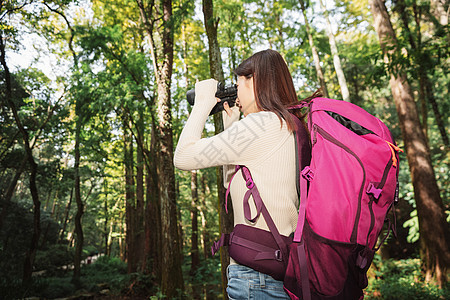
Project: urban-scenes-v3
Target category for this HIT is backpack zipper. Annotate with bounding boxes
[313,124,366,244]
[365,156,394,248]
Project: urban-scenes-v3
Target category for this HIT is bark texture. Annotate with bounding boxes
[136,0,184,296]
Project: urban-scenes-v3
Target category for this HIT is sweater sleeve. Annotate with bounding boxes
[222,106,241,187]
[174,108,286,171]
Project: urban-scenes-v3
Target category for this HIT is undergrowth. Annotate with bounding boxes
[1,255,447,299]
[365,255,449,300]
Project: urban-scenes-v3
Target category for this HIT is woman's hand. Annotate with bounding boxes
[221,100,240,129]
[195,79,218,108]
[223,100,232,117]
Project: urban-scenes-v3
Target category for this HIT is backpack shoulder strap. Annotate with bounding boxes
[239,165,290,262]
[291,115,312,242]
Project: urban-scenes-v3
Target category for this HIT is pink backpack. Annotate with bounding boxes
[284,98,401,299]
[212,97,401,300]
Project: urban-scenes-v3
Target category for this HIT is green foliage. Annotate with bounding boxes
[34,244,75,275]
[0,199,35,279]
[38,277,77,299]
[185,256,223,298]
[403,209,420,244]
[83,255,127,275]
[0,255,131,299]
[80,256,130,294]
[365,256,450,299]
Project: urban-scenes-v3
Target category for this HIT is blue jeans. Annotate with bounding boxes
[226,264,290,300]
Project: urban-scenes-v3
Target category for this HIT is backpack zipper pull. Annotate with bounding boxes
[312,124,318,146]
[386,141,403,168]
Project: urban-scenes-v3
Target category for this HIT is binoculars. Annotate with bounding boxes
[187,82,237,115]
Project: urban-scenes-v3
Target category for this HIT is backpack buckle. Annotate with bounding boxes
[301,167,314,181]
[366,182,382,200]
[275,250,282,261]
[246,178,255,189]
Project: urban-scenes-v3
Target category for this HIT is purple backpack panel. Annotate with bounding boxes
[228,224,292,281]
[284,222,366,299]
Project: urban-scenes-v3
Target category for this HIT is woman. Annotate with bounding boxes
[174,49,306,299]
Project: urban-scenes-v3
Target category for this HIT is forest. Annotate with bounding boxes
[0,0,449,299]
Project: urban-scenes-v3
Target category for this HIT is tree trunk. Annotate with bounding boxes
[157,1,184,296]
[0,30,41,285]
[200,173,215,300]
[200,173,211,259]
[135,115,145,271]
[370,0,450,287]
[136,0,183,296]
[119,209,126,261]
[144,119,161,280]
[396,0,449,146]
[103,183,109,256]
[0,156,26,232]
[412,3,448,147]
[202,0,234,297]
[318,0,350,102]
[59,187,73,243]
[299,0,329,98]
[395,0,428,137]
[425,81,448,146]
[123,118,136,273]
[72,102,84,288]
[190,171,201,299]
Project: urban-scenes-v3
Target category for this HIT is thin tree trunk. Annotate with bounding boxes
[60,187,74,243]
[181,25,202,299]
[200,173,215,300]
[123,118,136,273]
[299,0,329,97]
[22,159,40,285]
[425,82,448,146]
[0,156,26,232]
[412,3,448,146]
[396,0,449,146]
[318,0,350,102]
[396,0,428,137]
[202,1,234,298]
[370,0,450,287]
[107,219,114,256]
[200,173,211,260]
[72,103,84,287]
[190,171,201,299]
[104,184,108,256]
[0,29,41,285]
[144,118,161,280]
[135,115,145,271]
[119,209,126,261]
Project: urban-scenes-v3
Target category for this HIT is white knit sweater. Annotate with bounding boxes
[174,100,299,257]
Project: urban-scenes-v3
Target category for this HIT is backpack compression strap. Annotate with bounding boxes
[239,165,290,263]
[291,114,313,300]
[215,165,290,263]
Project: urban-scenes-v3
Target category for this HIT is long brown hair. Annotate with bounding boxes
[234,49,315,132]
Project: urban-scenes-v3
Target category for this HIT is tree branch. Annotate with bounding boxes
[136,0,160,82]
[42,2,77,64]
